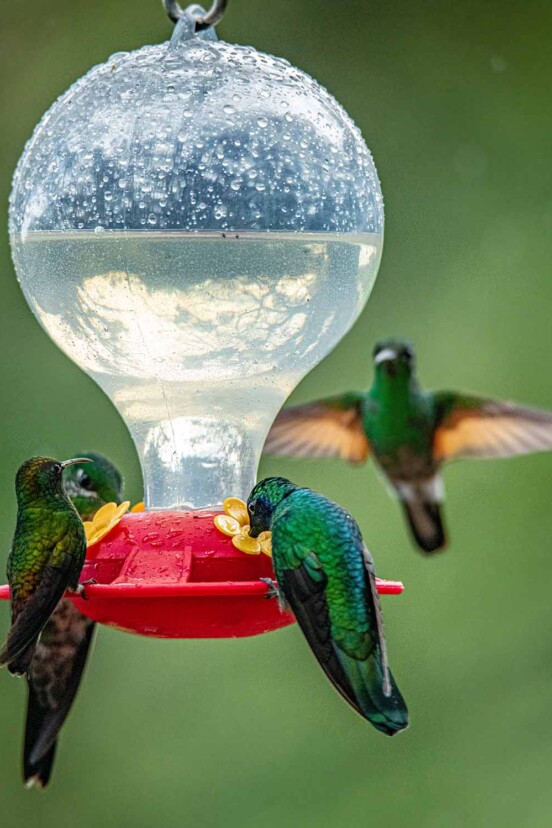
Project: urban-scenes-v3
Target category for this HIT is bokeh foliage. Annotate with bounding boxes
[1,1,552,825]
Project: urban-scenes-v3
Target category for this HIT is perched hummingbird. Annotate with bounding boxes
[63,452,123,522]
[23,453,124,789]
[248,477,408,735]
[0,457,90,679]
[264,338,552,553]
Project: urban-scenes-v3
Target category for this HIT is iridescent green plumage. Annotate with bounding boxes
[63,452,123,521]
[248,477,408,736]
[0,457,90,678]
[266,338,552,553]
[23,453,124,790]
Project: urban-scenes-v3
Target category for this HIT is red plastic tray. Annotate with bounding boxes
[0,510,403,639]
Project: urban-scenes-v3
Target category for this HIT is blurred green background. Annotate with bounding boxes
[1,0,552,825]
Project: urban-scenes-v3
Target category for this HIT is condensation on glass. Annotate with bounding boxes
[9,7,384,510]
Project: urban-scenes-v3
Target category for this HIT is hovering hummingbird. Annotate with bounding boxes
[248,477,408,735]
[264,338,552,553]
[23,453,123,789]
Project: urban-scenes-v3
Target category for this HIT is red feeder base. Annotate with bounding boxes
[0,510,404,639]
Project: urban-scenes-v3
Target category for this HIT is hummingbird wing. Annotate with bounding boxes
[264,393,370,464]
[0,557,75,675]
[273,530,406,734]
[24,602,95,788]
[362,545,390,696]
[433,392,552,461]
[277,552,363,716]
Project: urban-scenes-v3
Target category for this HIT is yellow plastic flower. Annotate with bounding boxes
[222,497,249,526]
[214,514,242,536]
[214,497,272,556]
[257,531,272,556]
[130,501,145,513]
[84,501,131,548]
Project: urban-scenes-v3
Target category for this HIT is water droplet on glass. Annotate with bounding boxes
[8,30,384,508]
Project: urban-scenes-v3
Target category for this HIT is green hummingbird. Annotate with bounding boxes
[264,338,552,553]
[0,457,91,680]
[23,453,124,789]
[248,477,408,735]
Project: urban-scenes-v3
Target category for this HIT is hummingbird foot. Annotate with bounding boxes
[259,577,279,600]
[73,578,97,601]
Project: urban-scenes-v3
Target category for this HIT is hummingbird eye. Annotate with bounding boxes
[76,469,93,490]
[248,502,256,515]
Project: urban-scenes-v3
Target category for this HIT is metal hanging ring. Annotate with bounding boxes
[163,0,228,30]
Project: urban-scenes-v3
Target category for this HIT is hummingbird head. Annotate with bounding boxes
[247,476,297,537]
[15,456,92,507]
[373,338,415,382]
[63,453,124,520]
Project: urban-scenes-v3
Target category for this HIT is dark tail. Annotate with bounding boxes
[23,613,96,789]
[401,497,447,553]
[23,680,59,789]
[24,720,57,790]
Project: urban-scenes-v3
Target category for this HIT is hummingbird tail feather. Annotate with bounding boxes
[397,478,446,553]
[24,607,96,788]
[401,499,446,553]
[336,649,409,735]
[24,740,56,790]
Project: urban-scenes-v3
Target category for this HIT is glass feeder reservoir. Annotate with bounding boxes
[5,4,395,638]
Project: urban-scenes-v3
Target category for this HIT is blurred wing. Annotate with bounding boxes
[264,394,370,465]
[434,392,552,461]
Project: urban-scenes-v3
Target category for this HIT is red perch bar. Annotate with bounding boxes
[0,510,404,639]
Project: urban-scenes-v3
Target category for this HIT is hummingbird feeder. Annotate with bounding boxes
[4,0,400,638]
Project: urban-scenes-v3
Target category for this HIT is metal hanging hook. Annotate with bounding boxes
[163,0,228,30]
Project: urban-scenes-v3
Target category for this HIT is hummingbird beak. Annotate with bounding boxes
[374,348,398,366]
[247,503,263,538]
[60,458,93,469]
